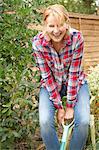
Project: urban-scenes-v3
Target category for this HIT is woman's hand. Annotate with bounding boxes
[57,107,74,125]
[64,107,74,120]
[57,108,65,125]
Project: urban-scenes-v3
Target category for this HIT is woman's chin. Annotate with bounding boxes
[51,37,63,42]
[49,34,65,42]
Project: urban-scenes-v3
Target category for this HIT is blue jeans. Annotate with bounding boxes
[39,81,90,150]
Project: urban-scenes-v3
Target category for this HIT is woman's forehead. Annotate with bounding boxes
[45,13,65,25]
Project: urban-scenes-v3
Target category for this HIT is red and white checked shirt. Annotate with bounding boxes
[32,28,86,109]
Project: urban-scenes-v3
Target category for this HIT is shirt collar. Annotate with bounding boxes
[63,30,72,46]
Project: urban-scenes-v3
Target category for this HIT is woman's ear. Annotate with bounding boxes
[63,23,69,30]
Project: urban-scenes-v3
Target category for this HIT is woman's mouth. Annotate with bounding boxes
[53,33,61,37]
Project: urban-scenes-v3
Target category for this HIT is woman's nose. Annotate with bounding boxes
[54,26,59,33]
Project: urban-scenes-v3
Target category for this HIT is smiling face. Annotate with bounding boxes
[45,14,67,42]
[43,4,69,43]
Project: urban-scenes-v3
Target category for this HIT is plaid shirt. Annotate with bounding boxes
[32,28,86,109]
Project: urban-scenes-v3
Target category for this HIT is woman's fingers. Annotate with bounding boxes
[64,107,74,120]
[57,108,65,125]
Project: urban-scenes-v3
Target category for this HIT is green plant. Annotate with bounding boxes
[87,64,99,149]
[0,0,40,148]
[87,64,99,98]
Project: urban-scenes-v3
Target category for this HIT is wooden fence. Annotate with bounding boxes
[28,12,99,72]
[69,12,99,71]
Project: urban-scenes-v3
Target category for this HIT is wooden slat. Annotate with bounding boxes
[71,18,99,25]
[84,46,99,49]
[70,18,99,26]
[70,18,79,24]
[81,19,99,25]
[84,36,99,42]
[84,45,99,48]
[84,42,99,47]
[69,12,99,20]
[84,58,99,62]
[82,30,99,36]
[81,25,99,30]
[84,53,99,59]
[71,23,79,28]
[84,47,99,53]
[71,24,99,31]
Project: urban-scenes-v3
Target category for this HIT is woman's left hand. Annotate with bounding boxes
[64,107,74,120]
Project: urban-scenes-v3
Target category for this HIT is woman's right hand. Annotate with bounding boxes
[57,108,65,125]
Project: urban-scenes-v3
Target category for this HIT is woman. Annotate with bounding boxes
[32,4,90,150]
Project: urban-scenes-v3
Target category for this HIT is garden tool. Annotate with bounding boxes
[60,119,74,150]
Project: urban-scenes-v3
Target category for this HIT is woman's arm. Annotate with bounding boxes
[66,32,84,108]
[32,41,63,109]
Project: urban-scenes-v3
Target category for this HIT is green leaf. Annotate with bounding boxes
[2,102,12,108]
[24,99,33,106]
[1,134,7,142]
[0,127,8,133]
[12,131,20,138]
[2,108,9,114]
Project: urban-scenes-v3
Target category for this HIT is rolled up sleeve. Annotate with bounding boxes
[66,33,84,108]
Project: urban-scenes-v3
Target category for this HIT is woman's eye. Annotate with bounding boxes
[49,25,54,27]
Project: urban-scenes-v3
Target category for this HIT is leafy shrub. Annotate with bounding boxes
[87,65,99,148]
[87,64,99,99]
[0,0,40,148]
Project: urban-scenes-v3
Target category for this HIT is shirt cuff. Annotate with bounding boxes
[66,98,77,108]
[50,91,63,109]
[54,101,63,109]
[66,102,75,108]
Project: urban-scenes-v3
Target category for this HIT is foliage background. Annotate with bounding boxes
[0,0,99,149]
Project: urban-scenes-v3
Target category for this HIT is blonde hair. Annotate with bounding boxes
[43,4,70,25]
